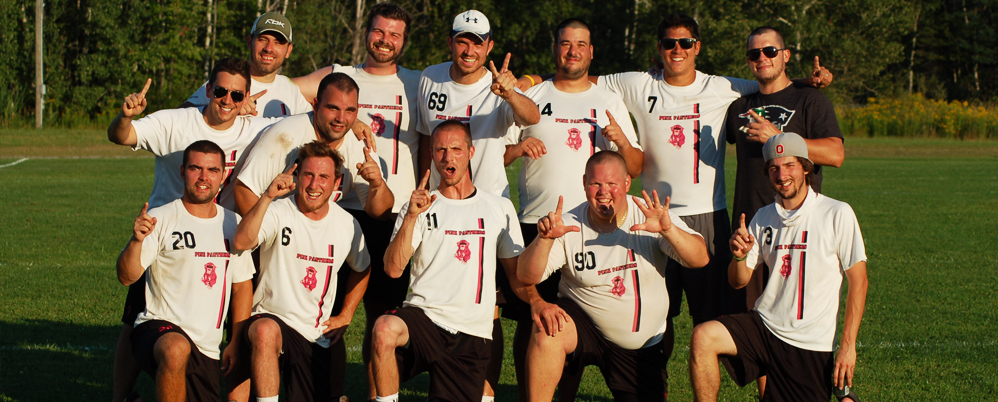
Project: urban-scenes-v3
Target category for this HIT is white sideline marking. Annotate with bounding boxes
[0,158,28,169]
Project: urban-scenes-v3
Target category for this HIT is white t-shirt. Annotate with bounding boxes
[131,107,280,209]
[508,81,642,223]
[417,62,520,198]
[226,112,382,212]
[745,188,867,352]
[391,189,524,339]
[334,64,422,214]
[598,71,758,216]
[186,75,312,118]
[133,200,255,359]
[541,198,701,349]
[252,197,370,348]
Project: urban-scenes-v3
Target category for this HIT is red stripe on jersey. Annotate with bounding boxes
[475,218,485,304]
[396,95,402,105]
[589,108,597,155]
[315,245,335,327]
[797,251,806,320]
[693,103,700,114]
[631,270,642,332]
[392,111,402,174]
[216,260,229,329]
[628,249,635,262]
[692,119,701,184]
[466,105,473,116]
[801,231,808,243]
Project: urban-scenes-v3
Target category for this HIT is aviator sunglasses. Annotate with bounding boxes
[212,85,246,103]
[660,38,698,49]
[747,46,786,61]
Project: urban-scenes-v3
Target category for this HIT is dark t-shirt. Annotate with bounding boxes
[725,82,843,223]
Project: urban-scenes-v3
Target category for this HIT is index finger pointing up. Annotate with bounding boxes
[501,53,511,72]
[418,169,431,190]
[363,147,374,162]
[283,163,298,176]
[813,56,821,71]
[555,195,564,216]
[139,78,152,97]
[739,213,747,230]
[605,110,618,126]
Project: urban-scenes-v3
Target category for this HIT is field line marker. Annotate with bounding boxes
[0,158,28,169]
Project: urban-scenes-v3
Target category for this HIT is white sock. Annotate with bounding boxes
[481,396,495,402]
[256,396,279,402]
[374,394,398,402]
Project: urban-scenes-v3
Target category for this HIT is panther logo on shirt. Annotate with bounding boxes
[610,276,626,297]
[780,254,793,278]
[455,240,472,264]
[301,267,318,291]
[202,262,217,289]
[669,125,685,149]
[566,128,583,151]
[370,113,386,137]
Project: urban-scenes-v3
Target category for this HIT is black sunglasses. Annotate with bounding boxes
[660,38,698,50]
[212,85,246,103]
[747,46,786,61]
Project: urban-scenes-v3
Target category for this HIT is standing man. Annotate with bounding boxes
[370,121,526,402]
[108,58,279,402]
[231,141,371,402]
[183,12,312,118]
[291,5,424,398]
[517,151,709,401]
[689,133,866,402]
[501,18,644,399]
[116,140,254,402]
[725,26,844,313]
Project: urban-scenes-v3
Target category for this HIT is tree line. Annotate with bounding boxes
[1,0,994,127]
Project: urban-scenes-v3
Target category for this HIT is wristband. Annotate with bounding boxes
[526,75,536,87]
[733,255,747,262]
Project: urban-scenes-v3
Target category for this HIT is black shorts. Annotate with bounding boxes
[499,222,561,321]
[388,306,491,401]
[665,209,734,323]
[558,299,669,402]
[347,209,411,320]
[243,314,333,402]
[120,273,147,325]
[131,320,220,402]
[718,312,834,402]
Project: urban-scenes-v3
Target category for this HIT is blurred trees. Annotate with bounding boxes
[2,0,995,126]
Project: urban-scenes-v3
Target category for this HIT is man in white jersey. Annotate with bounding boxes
[501,18,644,400]
[181,12,312,118]
[689,133,866,402]
[107,58,280,402]
[229,141,371,402]
[370,121,527,402]
[517,151,709,401]
[116,140,254,402]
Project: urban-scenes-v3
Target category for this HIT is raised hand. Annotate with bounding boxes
[356,148,384,186]
[517,137,547,160]
[237,89,268,116]
[352,120,377,152]
[133,202,157,242]
[537,196,581,239]
[489,53,517,99]
[265,163,297,199]
[406,170,437,217]
[729,213,756,258]
[122,78,152,117]
[630,190,673,234]
[602,110,628,148]
[809,56,833,88]
[742,109,781,144]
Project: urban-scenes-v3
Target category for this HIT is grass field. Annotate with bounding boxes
[2,130,997,401]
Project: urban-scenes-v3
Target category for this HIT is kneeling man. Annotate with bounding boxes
[232,141,371,402]
[517,151,709,401]
[690,132,867,402]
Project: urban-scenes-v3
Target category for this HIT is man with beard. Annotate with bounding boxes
[516,151,709,401]
[501,18,643,400]
[690,133,866,402]
[107,58,281,402]
[116,140,254,402]
[231,141,371,402]
[183,12,312,118]
[371,121,527,402]
[725,26,845,315]
[291,5,424,398]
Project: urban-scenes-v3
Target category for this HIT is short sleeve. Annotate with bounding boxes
[139,218,165,269]
[346,218,371,272]
[185,83,210,106]
[835,205,867,271]
[744,217,765,270]
[131,109,182,155]
[256,205,281,250]
[496,200,525,259]
[229,249,255,283]
[416,74,431,135]
[724,76,760,97]
[543,231,570,281]
[390,203,426,251]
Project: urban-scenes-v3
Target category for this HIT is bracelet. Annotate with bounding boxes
[526,75,536,87]
[733,255,747,262]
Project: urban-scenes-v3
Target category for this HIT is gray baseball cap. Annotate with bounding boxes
[763,132,810,163]
[251,12,293,42]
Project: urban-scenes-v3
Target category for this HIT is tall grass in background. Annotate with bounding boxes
[837,94,998,139]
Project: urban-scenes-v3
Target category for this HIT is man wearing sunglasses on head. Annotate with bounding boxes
[107,57,283,402]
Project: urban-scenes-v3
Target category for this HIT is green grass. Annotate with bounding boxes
[2,130,997,401]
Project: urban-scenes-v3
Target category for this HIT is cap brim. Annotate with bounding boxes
[257,29,290,42]
[451,30,490,42]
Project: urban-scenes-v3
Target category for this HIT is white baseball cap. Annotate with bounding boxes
[451,10,491,41]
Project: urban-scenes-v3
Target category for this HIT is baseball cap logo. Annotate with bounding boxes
[776,144,784,154]
[264,18,285,27]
